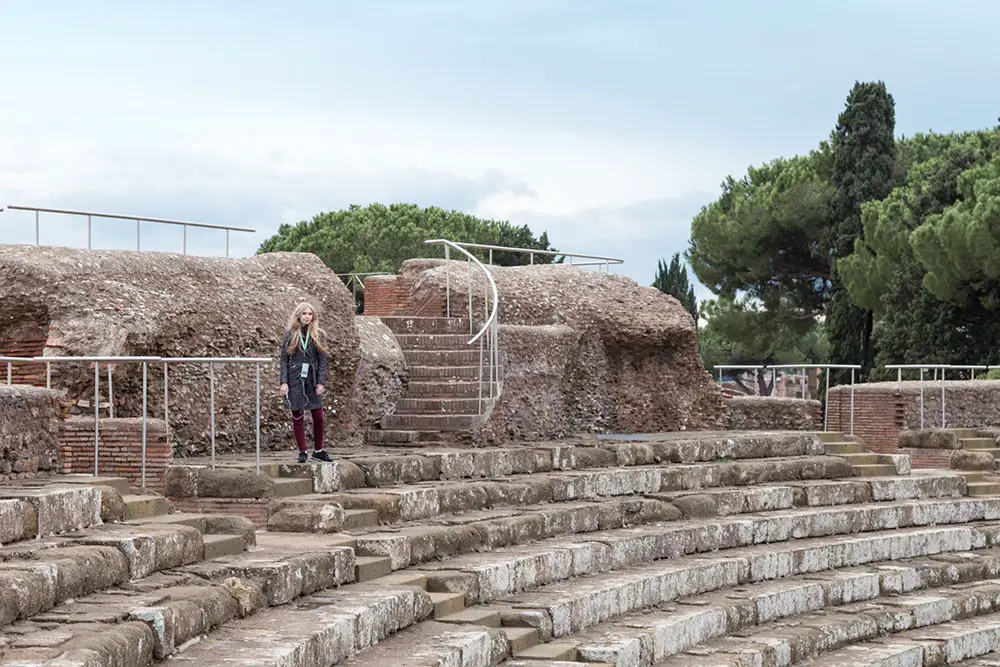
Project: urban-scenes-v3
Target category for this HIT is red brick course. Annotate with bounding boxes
[826,390,906,454]
[0,338,46,386]
[169,498,270,528]
[59,417,171,491]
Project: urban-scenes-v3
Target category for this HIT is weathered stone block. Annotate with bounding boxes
[164,466,276,498]
[899,429,962,450]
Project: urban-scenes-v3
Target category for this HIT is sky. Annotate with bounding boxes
[2,0,1000,301]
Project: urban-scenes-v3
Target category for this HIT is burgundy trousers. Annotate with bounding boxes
[291,408,325,452]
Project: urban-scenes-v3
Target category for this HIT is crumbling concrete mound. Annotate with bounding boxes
[404,260,726,439]
[0,245,359,454]
[351,316,406,436]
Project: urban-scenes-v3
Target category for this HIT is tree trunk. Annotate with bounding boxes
[757,369,774,396]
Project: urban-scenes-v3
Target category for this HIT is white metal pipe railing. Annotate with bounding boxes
[424,239,501,414]
[431,240,624,274]
[28,356,159,483]
[3,355,271,484]
[886,364,990,429]
[162,357,271,473]
[714,364,863,434]
[1,205,255,257]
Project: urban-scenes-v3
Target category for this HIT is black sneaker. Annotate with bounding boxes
[297,451,308,464]
[312,449,332,462]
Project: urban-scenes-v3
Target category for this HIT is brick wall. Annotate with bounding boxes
[169,497,270,528]
[363,275,407,316]
[0,338,46,386]
[899,448,954,469]
[826,388,906,454]
[363,273,447,317]
[828,380,1000,468]
[59,417,171,491]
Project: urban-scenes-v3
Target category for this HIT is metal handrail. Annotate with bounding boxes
[885,364,990,429]
[3,355,271,484]
[2,205,255,256]
[714,363,863,434]
[435,240,624,273]
[161,357,270,472]
[424,239,501,413]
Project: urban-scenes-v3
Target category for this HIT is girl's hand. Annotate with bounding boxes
[316,384,326,395]
[280,383,289,396]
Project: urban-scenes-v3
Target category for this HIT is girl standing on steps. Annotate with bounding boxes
[279,302,333,463]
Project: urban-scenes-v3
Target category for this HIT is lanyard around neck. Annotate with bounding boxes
[298,329,310,351]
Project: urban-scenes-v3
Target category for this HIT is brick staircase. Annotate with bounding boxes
[366,315,496,447]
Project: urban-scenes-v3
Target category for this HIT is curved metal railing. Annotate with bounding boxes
[424,239,501,414]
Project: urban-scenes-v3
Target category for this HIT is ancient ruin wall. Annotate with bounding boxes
[724,396,821,431]
[828,380,1000,466]
[0,385,62,480]
[402,259,727,439]
[0,245,361,454]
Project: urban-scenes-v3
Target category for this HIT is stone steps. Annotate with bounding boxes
[121,493,173,520]
[1,543,358,664]
[407,380,499,397]
[326,476,966,570]
[403,348,485,366]
[557,548,1000,665]
[380,316,472,334]
[797,612,1000,666]
[383,412,481,430]
[404,498,1000,607]
[649,582,1000,666]
[0,484,103,542]
[395,333,475,349]
[963,437,1000,450]
[0,520,254,631]
[330,514,1000,667]
[396,396,488,414]
[269,456,932,532]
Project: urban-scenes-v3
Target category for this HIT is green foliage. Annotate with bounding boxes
[688,149,834,318]
[699,296,829,394]
[826,81,898,375]
[652,253,698,321]
[911,148,1000,306]
[700,297,829,365]
[257,203,558,274]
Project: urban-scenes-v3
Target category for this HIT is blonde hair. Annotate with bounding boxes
[285,302,326,354]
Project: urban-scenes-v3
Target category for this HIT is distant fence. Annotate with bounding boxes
[1,205,255,257]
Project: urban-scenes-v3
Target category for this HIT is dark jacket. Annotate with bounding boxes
[279,328,328,411]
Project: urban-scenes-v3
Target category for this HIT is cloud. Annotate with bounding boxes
[0,143,539,258]
[494,192,716,297]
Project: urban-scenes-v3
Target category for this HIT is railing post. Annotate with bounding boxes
[226,229,231,257]
[136,219,140,251]
[489,248,493,265]
[141,361,148,489]
[823,366,830,431]
[108,364,114,418]
[209,362,216,469]
[920,367,925,429]
[5,361,10,385]
[46,362,51,389]
[255,362,261,475]
[35,210,39,245]
[445,245,451,317]
[941,367,947,428]
[93,362,100,476]
[88,214,92,250]
[467,258,473,334]
[163,362,170,442]
[849,367,856,436]
[478,333,484,414]
[183,225,187,255]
